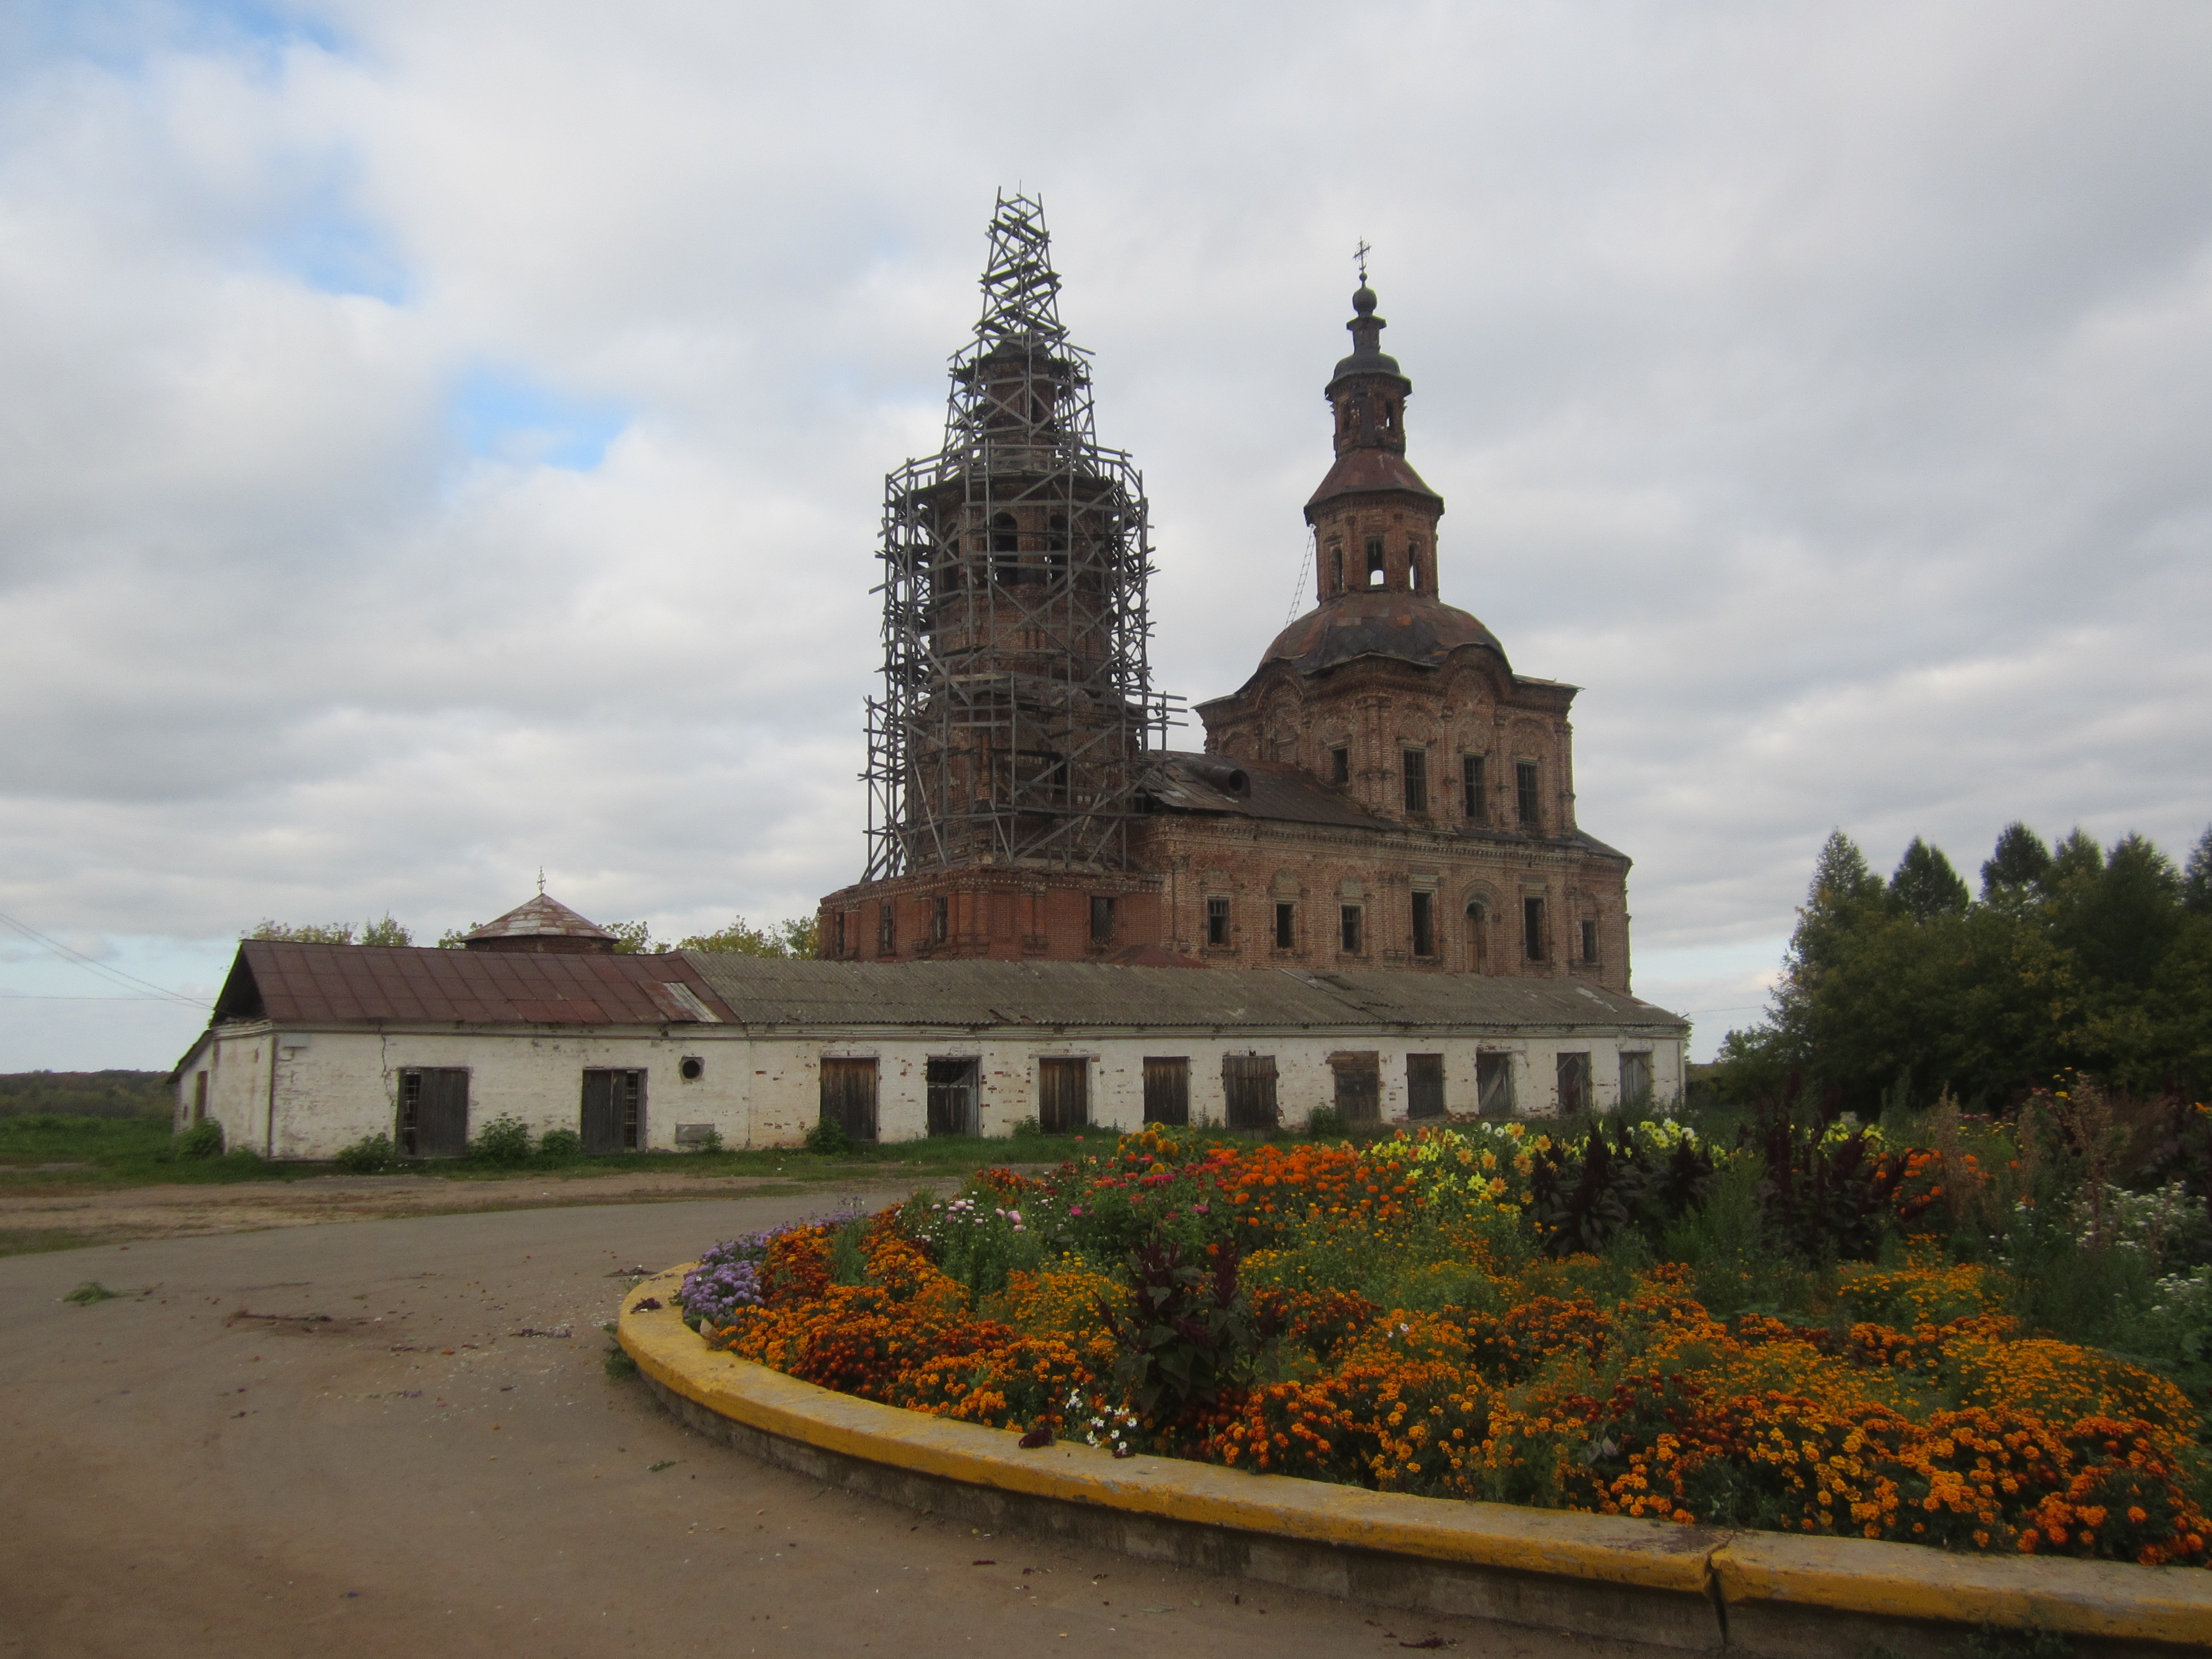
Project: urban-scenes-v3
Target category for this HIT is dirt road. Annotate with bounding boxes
[0,1196,1665,1659]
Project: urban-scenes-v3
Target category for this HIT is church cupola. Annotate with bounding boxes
[1304,278,1445,604]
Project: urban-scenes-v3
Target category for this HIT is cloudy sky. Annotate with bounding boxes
[3,1,2209,1072]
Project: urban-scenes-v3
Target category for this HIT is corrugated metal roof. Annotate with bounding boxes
[681,956,1687,1035]
[212,941,737,1027]
[1141,753,1385,830]
[463,892,615,942]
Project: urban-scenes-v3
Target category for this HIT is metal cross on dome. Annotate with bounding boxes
[1354,239,1371,284]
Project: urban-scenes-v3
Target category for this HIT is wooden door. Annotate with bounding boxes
[1142,1057,1189,1127]
[399,1068,468,1158]
[819,1058,878,1142]
[581,1069,644,1154]
[1406,1053,1445,1119]
[1222,1055,1279,1130]
[926,1058,978,1137]
[1619,1051,1652,1110]
[1330,1052,1380,1124]
[1556,1051,1592,1115]
[1477,1053,1516,1117]
[1037,1058,1087,1134]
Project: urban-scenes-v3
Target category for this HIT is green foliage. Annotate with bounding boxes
[829,1216,871,1286]
[332,1133,398,1174]
[247,919,355,944]
[676,914,818,957]
[602,1321,640,1380]
[0,1070,169,1120]
[467,1114,533,1166]
[2184,828,2212,916]
[1719,821,2212,1110]
[802,1116,853,1157]
[684,1125,724,1154]
[358,914,411,947]
[1008,1117,1044,1141]
[1306,1106,1346,1139]
[175,1119,225,1159]
[1888,836,1971,921]
[63,1281,120,1304]
[435,925,480,950]
[602,920,656,954]
[536,1127,583,1161]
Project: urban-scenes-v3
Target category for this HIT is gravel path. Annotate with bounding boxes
[0,1195,1665,1659]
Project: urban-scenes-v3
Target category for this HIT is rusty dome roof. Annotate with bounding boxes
[1260,589,1510,677]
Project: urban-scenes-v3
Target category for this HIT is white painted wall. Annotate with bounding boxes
[173,1019,1685,1159]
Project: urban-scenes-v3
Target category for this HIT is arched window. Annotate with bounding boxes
[1466,900,1490,971]
[1365,537,1386,587]
[1331,545,1344,594]
[991,512,1020,583]
[1045,513,1068,581]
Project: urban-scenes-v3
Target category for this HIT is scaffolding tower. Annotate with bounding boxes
[863,192,1175,881]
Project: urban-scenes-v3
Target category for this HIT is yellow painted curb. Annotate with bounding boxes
[620,1269,2212,1647]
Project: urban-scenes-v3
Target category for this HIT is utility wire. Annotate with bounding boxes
[0,909,211,1008]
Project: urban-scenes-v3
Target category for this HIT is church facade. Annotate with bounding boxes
[819,201,1635,995]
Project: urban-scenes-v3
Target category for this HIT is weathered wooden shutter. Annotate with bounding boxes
[1619,1051,1652,1109]
[926,1058,978,1137]
[1142,1057,1189,1126]
[1222,1055,1279,1130]
[1477,1053,1515,1117]
[1406,1053,1446,1119]
[400,1067,469,1159]
[1556,1051,1591,1115]
[1329,1052,1380,1124]
[819,1058,878,1142]
[1037,1058,1088,1134]
[581,1069,645,1153]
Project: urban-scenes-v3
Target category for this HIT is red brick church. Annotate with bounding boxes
[817,196,1635,994]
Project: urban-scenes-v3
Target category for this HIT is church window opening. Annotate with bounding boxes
[1365,538,1386,587]
[878,904,897,957]
[833,911,847,957]
[1516,760,1541,827]
[1401,748,1427,813]
[1523,896,1547,962]
[1330,544,1344,594]
[1411,891,1436,957]
[1581,920,1599,963]
[1462,754,1486,821]
[1274,901,1295,950]
[1206,896,1230,947]
[1090,895,1115,943]
[931,895,948,943]
[1467,900,1490,969]
[1329,745,1350,785]
[1046,513,1068,580]
[990,511,1020,583]
[1340,904,1364,953]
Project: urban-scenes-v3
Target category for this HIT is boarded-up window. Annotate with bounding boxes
[398,1067,468,1159]
[1142,1057,1190,1127]
[1407,1053,1445,1119]
[1619,1051,1653,1110]
[1557,1051,1592,1115]
[1206,896,1230,947]
[819,1057,879,1142]
[1477,1053,1516,1117]
[581,1068,645,1154]
[1038,1058,1088,1134]
[926,1057,978,1137]
[1223,1055,1279,1130]
[1330,1052,1380,1124]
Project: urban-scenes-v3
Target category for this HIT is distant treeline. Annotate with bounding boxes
[0,1070,171,1119]
[1716,821,2212,1112]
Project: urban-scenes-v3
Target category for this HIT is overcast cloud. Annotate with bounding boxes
[3,1,2209,1070]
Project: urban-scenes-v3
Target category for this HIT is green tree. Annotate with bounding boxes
[602,920,656,954]
[1887,837,1970,921]
[2182,825,2212,916]
[359,914,412,947]
[246,920,354,943]
[676,914,819,957]
[1980,821,2053,900]
[2050,832,2182,992]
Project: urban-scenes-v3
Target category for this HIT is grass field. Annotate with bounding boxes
[0,1112,1096,1193]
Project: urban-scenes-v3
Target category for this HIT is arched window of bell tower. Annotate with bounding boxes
[1329,544,1344,595]
[991,512,1020,584]
[1046,513,1068,581]
[1365,537,1386,588]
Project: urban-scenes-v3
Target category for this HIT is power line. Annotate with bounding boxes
[0,909,211,1008]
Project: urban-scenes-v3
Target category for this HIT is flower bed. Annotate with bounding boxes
[677,1117,2212,1569]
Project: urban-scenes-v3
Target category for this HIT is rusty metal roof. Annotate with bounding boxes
[211,941,735,1027]
[1141,752,1385,830]
[462,892,615,943]
[1260,591,1512,679]
[682,956,1687,1035]
[1303,447,1442,514]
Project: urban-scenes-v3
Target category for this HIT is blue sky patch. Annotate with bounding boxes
[451,371,629,471]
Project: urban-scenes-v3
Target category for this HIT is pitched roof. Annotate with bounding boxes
[463,892,615,943]
[211,941,735,1027]
[681,956,1687,1035]
[1141,752,1386,830]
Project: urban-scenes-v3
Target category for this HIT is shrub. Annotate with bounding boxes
[1306,1106,1346,1139]
[175,1120,223,1160]
[1100,1237,1275,1421]
[536,1128,583,1162]
[468,1114,533,1166]
[686,1125,726,1155]
[803,1117,853,1157]
[332,1133,397,1174]
[1009,1117,1044,1141]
